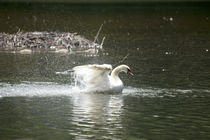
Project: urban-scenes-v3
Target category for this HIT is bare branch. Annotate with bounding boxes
[114,53,130,67]
[100,36,106,46]
[93,24,103,43]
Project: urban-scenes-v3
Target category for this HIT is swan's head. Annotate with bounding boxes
[127,67,134,76]
[114,65,133,76]
[122,65,134,76]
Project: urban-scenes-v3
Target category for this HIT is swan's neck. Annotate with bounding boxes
[111,66,121,79]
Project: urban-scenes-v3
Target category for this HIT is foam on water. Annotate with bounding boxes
[122,86,210,98]
[0,82,210,98]
[0,82,80,98]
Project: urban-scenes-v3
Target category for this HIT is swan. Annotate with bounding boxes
[72,64,133,93]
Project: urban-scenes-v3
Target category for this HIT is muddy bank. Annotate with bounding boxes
[0,32,103,54]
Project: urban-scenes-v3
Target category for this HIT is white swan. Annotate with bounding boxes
[72,64,133,93]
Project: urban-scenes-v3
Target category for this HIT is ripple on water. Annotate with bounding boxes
[123,86,210,98]
[0,82,210,98]
[1,82,210,140]
[0,82,78,97]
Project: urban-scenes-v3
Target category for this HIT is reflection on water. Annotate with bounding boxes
[70,92,123,139]
[0,2,210,140]
[1,82,210,139]
[0,82,124,139]
[1,82,210,98]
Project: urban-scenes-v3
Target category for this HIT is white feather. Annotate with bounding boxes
[71,64,132,93]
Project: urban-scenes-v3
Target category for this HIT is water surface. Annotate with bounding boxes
[0,2,210,140]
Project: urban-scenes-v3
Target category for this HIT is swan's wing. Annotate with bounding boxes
[73,64,112,88]
[73,64,112,75]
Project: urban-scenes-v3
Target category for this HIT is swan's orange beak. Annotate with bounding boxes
[128,71,134,76]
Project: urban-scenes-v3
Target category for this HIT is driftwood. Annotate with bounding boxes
[0,32,103,54]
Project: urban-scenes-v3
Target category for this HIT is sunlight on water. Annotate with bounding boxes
[1,82,210,98]
[69,90,124,139]
[0,82,125,139]
[123,86,210,98]
[1,82,210,140]
[0,82,78,98]
[0,2,210,139]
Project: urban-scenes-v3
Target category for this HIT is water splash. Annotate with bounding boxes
[123,86,210,98]
[0,82,210,98]
[0,82,79,98]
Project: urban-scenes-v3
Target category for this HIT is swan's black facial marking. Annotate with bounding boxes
[127,68,134,76]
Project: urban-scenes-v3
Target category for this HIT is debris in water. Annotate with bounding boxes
[19,49,32,54]
[0,32,103,54]
[169,17,173,21]
[55,48,70,54]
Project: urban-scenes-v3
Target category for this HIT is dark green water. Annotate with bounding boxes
[0,2,210,140]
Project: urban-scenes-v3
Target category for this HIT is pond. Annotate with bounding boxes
[0,2,210,140]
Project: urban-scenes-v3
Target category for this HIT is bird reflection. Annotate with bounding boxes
[69,93,124,139]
